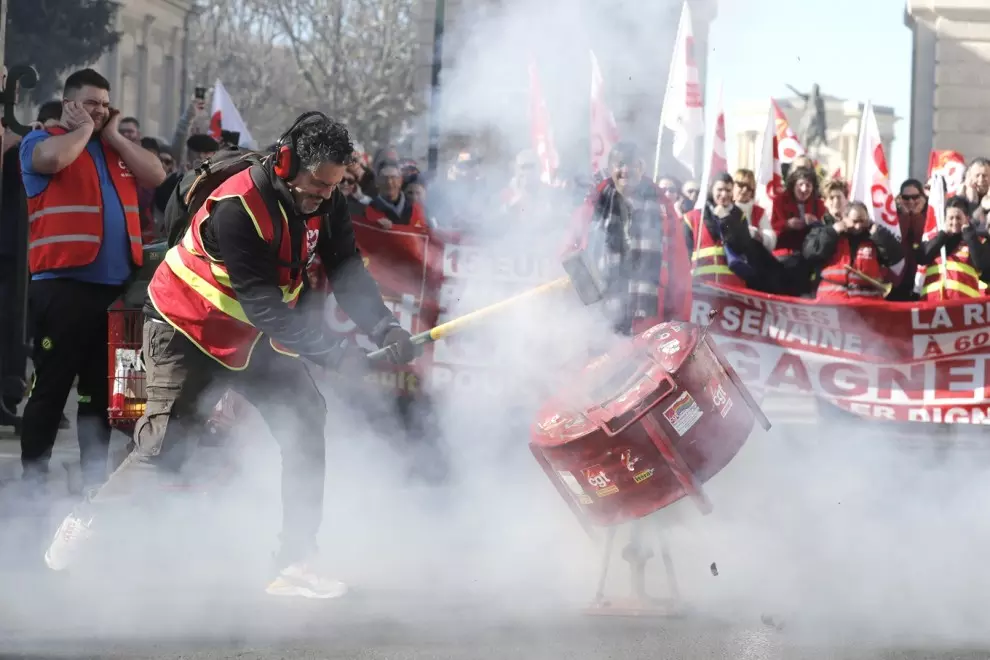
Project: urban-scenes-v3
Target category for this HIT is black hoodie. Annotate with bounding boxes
[147,163,395,364]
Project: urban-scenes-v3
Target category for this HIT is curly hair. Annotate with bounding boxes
[785,166,820,200]
[292,115,354,171]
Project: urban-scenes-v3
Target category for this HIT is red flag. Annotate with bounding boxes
[771,99,805,165]
[927,150,965,197]
[528,57,559,186]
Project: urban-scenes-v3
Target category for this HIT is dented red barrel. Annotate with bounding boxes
[530,321,769,528]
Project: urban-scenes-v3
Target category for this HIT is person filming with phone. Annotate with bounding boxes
[17,68,166,492]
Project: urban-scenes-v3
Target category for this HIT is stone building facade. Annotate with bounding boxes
[905,0,990,178]
[93,0,194,142]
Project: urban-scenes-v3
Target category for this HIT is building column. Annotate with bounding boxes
[906,0,990,176]
[137,14,155,130]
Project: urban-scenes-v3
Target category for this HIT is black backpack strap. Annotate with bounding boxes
[248,163,307,271]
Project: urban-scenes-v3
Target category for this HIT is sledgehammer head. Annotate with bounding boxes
[562,249,605,305]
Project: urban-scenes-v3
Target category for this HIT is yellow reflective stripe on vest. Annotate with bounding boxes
[925,260,980,279]
[692,264,734,277]
[692,246,725,260]
[923,277,982,298]
[164,248,252,325]
[281,280,304,302]
[207,262,303,303]
[181,227,204,258]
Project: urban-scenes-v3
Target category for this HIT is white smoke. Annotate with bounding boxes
[5,0,984,655]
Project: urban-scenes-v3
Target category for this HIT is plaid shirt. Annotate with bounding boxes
[575,179,691,335]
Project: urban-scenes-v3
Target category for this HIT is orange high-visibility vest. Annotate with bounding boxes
[147,167,320,370]
[26,127,143,273]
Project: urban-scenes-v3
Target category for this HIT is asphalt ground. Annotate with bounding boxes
[4,395,990,659]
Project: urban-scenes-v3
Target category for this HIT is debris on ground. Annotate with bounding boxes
[761,613,785,630]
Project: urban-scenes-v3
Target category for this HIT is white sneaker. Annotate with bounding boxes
[265,561,348,599]
[44,511,94,571]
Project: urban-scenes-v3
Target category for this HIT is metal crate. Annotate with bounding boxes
[107,299,146,432]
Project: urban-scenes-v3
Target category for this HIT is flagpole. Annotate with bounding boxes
[654,0,689,183]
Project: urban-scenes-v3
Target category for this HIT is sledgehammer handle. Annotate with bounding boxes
[366,276,571,360]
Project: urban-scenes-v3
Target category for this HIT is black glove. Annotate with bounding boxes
[379,326,421,364]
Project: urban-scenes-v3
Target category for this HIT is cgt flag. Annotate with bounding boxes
[850,100,903,277]
[771,99,806,165]
[654,0,705,180]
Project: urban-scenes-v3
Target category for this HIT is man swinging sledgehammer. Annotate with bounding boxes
[44,113,419,599]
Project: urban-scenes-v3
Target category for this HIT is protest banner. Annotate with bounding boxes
[692,284,990,424]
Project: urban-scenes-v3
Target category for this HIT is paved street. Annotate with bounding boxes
[4,394,990,658]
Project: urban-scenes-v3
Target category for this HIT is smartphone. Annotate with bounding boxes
[194,86,206,100]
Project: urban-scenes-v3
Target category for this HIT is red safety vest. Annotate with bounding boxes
[364,200,428,231]
[684,209,745,288]
[920,243,986,301]
[26,127,143,273]
[147,168,320,370]
[816,235,886,301]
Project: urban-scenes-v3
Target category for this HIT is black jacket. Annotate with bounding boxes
[803,223,905,270]
[148,163,395,365]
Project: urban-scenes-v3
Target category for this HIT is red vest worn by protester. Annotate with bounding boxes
[770,192,827,257]
[26,126,143,274]
[684,209,745,289]
[816,235,886,301]
[148,168,320,370]
[920,242,986,301]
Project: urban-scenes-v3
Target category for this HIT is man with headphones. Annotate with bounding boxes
[44,113,418,600]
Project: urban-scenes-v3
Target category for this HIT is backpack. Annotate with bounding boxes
[163,149,285,252]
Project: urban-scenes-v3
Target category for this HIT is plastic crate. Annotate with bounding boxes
[107,299,146,431]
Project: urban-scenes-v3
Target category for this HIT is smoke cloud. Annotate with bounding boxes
[4,0,987,656]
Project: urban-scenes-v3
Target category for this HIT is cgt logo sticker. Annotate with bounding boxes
[707,376,733,418]
[582,465,619,498]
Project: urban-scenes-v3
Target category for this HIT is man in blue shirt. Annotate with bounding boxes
[18,68,165,490]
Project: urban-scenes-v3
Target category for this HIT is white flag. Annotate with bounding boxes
[209,80,256,149]
[654,1,705,180]
[850,100,903,275]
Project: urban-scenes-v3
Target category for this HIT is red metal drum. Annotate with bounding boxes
[530,320,770,528]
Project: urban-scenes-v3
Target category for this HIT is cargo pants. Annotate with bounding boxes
[91,316,328,566]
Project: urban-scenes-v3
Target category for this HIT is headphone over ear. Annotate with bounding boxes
[273,111,332,181]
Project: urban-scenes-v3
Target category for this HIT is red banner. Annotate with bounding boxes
[327,221,443,395]
[693,284,990,424]
[339,223,990,425]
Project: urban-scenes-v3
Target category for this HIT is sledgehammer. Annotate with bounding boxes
[367,250,606,361]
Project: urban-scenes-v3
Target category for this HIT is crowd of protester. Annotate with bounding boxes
[2,63,989,481]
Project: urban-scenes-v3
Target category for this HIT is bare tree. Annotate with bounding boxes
[184,0,422,150]
[255,0,424,148]
[187,0,318,146]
